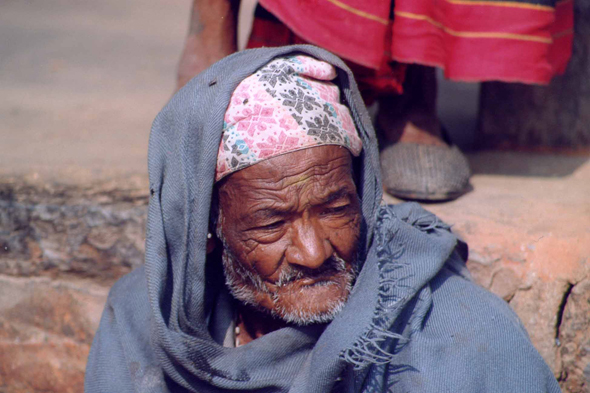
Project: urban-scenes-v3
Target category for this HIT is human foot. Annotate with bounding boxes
[376,66,471,201]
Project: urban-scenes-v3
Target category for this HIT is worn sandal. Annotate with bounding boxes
[380,142,471,201]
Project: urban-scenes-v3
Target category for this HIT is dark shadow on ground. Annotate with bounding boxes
[466,151,590,178]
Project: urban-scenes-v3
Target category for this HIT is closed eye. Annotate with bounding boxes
[256,220,285,231]
[323,204,350,215]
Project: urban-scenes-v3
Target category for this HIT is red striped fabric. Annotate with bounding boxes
[259,0,574,85]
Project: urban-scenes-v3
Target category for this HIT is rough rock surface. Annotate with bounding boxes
[385,152,590,392]
[0,275,108,393]
[0,178,146,393]
[559,279,590,393]
[0,0,189,390]
[1,153,588,392]
[479,1,590,149]
[0,178,148,284]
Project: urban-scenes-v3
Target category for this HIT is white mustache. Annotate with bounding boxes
[275,254,348,287]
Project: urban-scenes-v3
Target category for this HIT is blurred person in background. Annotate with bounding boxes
[176,0,573,202]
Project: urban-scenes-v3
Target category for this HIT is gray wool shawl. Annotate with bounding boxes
[85,45,560,393]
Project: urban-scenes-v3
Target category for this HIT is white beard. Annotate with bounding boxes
[220,245,356,325]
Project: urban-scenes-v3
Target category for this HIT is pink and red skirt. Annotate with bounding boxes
[247,0,574,100]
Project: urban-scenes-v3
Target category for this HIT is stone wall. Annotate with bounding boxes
[560,279,590,392]
[0,178,146,393]
[418,153,590,393]
[0,179,147,283]
[1,174,589,392]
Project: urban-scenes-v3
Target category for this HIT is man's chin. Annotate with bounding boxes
[222,249,356,325]
[270,288,348,325]
[265,275,353,325]
[228,274,352,325]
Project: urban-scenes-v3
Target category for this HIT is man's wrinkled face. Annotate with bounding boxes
[216,145,362,325]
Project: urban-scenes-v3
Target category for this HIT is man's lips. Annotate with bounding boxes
[266,270,345,290]
[297,277,322,286]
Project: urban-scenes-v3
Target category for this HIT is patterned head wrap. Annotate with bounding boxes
[215,55,363,181]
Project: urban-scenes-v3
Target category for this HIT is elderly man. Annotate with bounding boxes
[85,46,560,393]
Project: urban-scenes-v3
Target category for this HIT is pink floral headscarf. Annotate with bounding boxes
[215,55,363,181]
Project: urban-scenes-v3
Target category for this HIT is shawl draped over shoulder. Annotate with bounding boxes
[85,45,561,393]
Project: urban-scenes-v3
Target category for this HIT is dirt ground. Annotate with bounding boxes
[0,0,192,184]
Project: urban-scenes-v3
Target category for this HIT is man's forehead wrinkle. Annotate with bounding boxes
[218,147,356,224]
[228,163,350,198]
[275,156,351,189]
[245,183,355,221]
[236,150,350,182]
[250,172,350,203]
[248,200,296,220]
[238,188,293,210]
[316,187,352,205]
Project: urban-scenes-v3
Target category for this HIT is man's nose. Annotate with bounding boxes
[286,220,333,269]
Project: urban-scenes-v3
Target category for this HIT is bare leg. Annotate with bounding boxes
[377,65,445,147]
[176,0,240,91]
